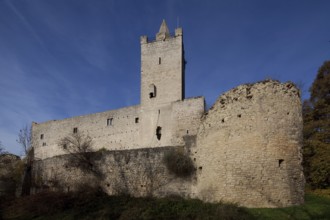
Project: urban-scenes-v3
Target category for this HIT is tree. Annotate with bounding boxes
[303,60,330,188]
[16,126,33,196]
[58,132,101,177]
[310,61,330,104]
[17,125,32,155]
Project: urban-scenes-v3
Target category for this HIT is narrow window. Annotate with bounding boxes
[40,134,44,140]
[135,117,139,123]
[42,142,46,146]
[159,57,161,64]
[73,127,78,133]
[156,126,162,140]
[149,84,156,98]
[278,159,284,167]
[107,118,113,126]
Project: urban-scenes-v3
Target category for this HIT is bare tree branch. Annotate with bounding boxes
[58,132,102,178]
[17,125,32,155]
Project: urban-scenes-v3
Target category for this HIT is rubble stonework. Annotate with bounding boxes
[193,81,304,207]
[31,21,304,207]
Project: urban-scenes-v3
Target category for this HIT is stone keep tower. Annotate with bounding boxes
[140,20,184,107]
[139,20,185,146]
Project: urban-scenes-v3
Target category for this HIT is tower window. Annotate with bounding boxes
[73,127,78,133]
[42,142,46,146]
[149,84,156,98]
[278,159,284,167]
[135,117,139,123]
[107,118,113,126]
[159,57,161,64]
[156,126,162,140]
[40,134,44,140]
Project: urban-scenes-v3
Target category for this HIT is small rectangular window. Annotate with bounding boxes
[40,134,44,140]
[159,57,161,64]
[73,127,78,133]
[42,142,46,146]
[107,118,113,126]
[135,117,139,123]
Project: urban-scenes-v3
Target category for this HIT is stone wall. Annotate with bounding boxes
[194,80,305,207]
[33,97,204,160]
[31,80,305,208]
[0,154,22,196]
[33,105,141,160]
[32,106,140,159]
[171,97,205,146]
[32,146,194,198]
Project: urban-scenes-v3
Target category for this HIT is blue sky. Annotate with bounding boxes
[1,0,329,155]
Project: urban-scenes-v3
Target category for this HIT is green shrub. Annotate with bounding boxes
[163,149,195,178]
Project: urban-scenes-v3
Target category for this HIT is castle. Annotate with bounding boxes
[31,20,305,207]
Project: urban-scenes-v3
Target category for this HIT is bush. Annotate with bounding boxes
[163,149,195,178]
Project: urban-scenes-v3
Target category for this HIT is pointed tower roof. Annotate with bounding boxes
[156,19,170,41]
[158,19,170,35]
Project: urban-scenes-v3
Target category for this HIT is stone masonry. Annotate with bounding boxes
[31,20,304,207]
[193,81,304,207]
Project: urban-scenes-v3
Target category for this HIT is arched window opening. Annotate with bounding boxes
[278,159,284,167]
[149,84,156,98]
[156,126,162,140]
[107,118,113,126]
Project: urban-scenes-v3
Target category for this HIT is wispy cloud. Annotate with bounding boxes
[5,0,48,54]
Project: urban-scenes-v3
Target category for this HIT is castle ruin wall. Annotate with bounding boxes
[33,97,205,160]
[33,147,194,198]
[33,105,141,160]
[194,80,305,207]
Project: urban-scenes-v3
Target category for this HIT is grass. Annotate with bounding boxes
[0,190,252,220]
[1,190,330,219]
[249,193,330,220]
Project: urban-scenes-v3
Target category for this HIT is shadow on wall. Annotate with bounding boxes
[32,146,195,198]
